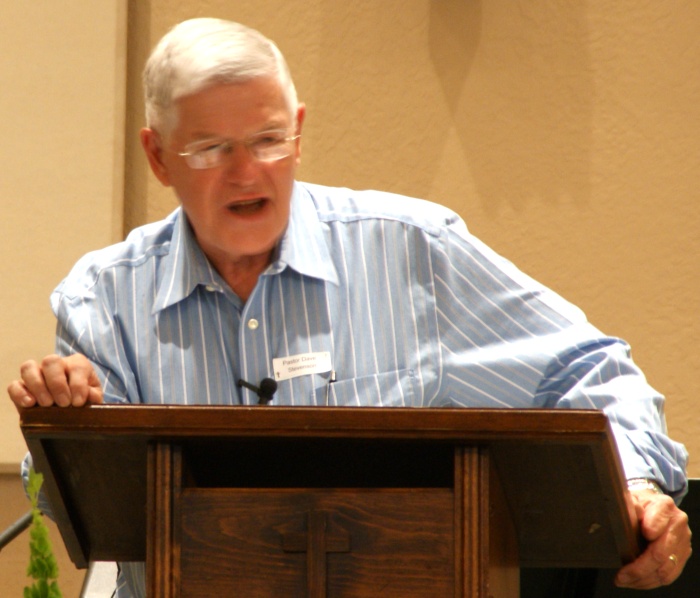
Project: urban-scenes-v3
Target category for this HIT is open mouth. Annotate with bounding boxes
[227,198,267,215]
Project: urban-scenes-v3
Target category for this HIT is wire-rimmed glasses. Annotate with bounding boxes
[178,129,300,169]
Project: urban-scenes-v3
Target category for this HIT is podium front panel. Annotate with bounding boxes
[180,489,454,596]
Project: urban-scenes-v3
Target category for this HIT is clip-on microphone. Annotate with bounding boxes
[237,377,278,405]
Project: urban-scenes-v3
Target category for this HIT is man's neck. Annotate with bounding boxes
[217,251,273,303]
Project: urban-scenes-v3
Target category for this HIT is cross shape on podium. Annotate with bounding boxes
[281,510,351,598]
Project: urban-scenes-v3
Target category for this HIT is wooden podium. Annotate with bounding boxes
[19,406,640,597]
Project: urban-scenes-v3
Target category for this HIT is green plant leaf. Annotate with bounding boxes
[24,467,62,597]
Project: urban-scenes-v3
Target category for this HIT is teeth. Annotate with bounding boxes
[228,198,264,213]
[232,199,262,207]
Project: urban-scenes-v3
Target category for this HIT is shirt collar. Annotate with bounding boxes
[152,210,223,313]
[267,183,339,285]
[153,183,338,313]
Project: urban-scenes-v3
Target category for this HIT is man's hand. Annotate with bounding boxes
[615,489,692,589]
[7,354,104,408]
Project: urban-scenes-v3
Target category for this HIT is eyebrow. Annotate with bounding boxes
[188,121,291,142]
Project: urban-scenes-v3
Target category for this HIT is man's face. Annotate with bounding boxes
[143,77,305,273]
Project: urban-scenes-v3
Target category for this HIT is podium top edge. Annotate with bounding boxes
[19,405,611,441]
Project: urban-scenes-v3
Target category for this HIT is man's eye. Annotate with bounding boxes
[251,132,286,147]
[198,142,229,155]
[253,137,281,148]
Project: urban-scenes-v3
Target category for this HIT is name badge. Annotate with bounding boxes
[273,351,332,381]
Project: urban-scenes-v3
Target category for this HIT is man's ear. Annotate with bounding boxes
[295,103,306,133]
[294,103,306,165]
[140,128,172,187]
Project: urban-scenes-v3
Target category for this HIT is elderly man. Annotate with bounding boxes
[7,18,691,597]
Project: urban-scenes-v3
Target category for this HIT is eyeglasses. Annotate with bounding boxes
[177,129,300,169]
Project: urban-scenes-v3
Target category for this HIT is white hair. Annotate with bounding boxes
[143,18,298,131]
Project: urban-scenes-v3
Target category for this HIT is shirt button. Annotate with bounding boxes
[205,285,217,292]
[247,318,259,330]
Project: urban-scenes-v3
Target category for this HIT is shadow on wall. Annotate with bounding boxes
[428,1,594,216]
[297,1,596,214]
[299,1,481,197]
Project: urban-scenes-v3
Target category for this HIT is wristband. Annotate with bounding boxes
[627,478,664,494]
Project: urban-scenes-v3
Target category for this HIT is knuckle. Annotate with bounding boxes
[19,360,38,375]
[656,494,675,509]
[66,352,88,366]
[40,354,62,369]
[6,381,24,402]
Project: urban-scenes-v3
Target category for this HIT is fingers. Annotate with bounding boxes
[7,378,35,408]
[61,354,104,406]
[7,354,104,408]
[616,545,689,588]
[10,359,57,407]
[615,492,692,589]
[41,355,73,406]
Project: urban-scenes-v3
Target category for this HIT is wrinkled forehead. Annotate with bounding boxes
[163,76,298,139]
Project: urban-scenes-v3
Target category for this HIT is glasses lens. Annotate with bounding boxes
[249,131,294,161]
[184,141,229,169]
[180,132,298,169]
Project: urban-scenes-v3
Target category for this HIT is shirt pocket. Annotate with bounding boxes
[313,369,417,407]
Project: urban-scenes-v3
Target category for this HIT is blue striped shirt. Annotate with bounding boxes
[47,181,687,597]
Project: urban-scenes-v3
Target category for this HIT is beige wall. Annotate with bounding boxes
[1,2,126,467]
[127,1,700,473]
[0,1,125,592]
[1,0,698,590]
